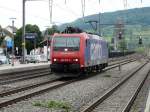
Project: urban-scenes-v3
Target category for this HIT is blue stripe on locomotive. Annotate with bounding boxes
[84,35,108,66]
[85,39,90,65]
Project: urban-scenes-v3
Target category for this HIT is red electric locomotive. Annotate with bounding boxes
[50,32,108,76]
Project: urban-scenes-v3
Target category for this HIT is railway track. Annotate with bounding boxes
[107,58,136,70]
[108,53,139,62]
[0,57,136,85]
[0,57,137,96]
[80,60,150,112]
[0,57,138,108]
[0,68,51,85]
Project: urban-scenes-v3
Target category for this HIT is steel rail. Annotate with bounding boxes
[0,58,136,98]
[122,64,150,112]
[105,59,136,71]
[0,66,49,77]
[0,79,77,108]
[0,69,50,80]
[0,58,139,108]
[108,58,135,66]
[0,58,135,85]
[0,70,51,85]
[80,61,148,112]
[0,78,60,97]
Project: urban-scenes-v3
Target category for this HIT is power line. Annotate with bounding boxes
[54,2,80,17]
[81,0,85,21]
[0,5,50,22]
[98,0,101,35]
[123,0,128,8]
[49,0,53,26]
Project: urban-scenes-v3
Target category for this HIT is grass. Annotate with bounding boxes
[103,74,111,77]
[135,47,146,54]
[33,100,72,112]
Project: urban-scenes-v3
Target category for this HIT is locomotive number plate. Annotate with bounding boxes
[60,59,71,62]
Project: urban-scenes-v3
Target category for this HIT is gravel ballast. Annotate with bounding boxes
[0,74,59,93]
[0,61,141,112]
[129,70,150,112]
[91,62,150,112]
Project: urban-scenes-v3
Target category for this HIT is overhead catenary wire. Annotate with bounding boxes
[0,4,50,22]
[49,0,53,26]
[0,0,77,27]
[0,0,79,27]
[98,0,101,35]
[124,0,142,8]
[58,3,80,17]
[1,0,145,29]
[81,0,86,22]
[123,0,128,8]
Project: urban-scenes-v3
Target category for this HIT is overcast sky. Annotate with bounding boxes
[0,0,149,30]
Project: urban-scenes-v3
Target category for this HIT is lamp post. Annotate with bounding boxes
[22,0,26,64]
[44,26,50,62]
[10,18,16,66]
[22,0,53,64]
[46,29,49,62]
[98,0,101,36]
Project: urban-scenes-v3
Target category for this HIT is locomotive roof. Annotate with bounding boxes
[53,32,107,41]
[87,33,104,40]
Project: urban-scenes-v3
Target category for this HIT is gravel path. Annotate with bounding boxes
[0,61,141,112]
[91,62,150,112]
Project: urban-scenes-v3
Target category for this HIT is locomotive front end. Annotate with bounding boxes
[50,34,84,73]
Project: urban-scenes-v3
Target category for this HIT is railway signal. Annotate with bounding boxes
[118,32,122,39]
[139,36,142,45]
[111,37,114,44]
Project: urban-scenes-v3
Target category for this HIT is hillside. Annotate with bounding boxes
[59,7,150,31]
[59,7,150,48]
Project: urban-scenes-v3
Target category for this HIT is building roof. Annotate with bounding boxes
[5,25,17,33]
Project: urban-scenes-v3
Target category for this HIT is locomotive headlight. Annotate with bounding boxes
[53,58,57,61]
[75,59,78,61]
[73,58,78,61]
[64,48,68,51]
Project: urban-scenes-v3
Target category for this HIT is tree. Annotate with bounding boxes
[14,24,42,55]
[45,25,60,35]
[118,39,127,52]
[0,25,6,47]
[0,25,3,46]
[43,25,60,46]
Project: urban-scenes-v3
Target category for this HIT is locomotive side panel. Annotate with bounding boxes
[84,34,108,67]
[84,39,90,67]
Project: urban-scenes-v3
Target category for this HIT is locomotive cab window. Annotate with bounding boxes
[53,36,80,51]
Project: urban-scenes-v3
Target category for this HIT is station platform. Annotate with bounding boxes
[145,89,150,112]
[0,62,50,75]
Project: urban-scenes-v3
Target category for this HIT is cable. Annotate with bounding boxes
[99,0,101,35]
[54,2,80,17]
[123,0,128,9]
[49,0,53,25]
[81,0,85,21]
[0,5,50,22]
